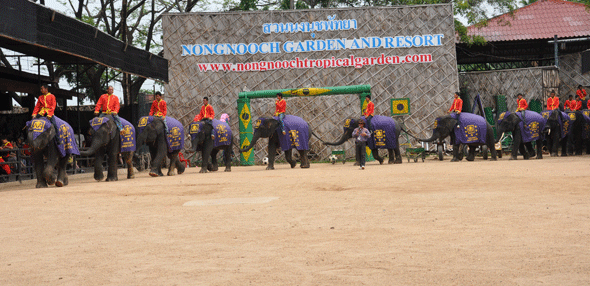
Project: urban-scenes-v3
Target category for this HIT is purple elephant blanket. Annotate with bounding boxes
[137,116,184,152]
[89,116,136,152]
[499,111,546,143]
[448,112,488,145]
[541,110,572,139]
[582,110,590,139]
[256,115,308,151]
[361,115,398,149]
[188,119,233,150]
[26,116,80,157]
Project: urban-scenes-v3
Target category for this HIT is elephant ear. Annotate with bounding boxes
[107,121,118,140]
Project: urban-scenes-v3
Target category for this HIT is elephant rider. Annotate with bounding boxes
[94,86,123,134]
[362,95,374,133]
[577,85,587,101]
[546,90,559,111]
[193,96,215,139]
[352,119,370,170]
[564,95,576,111]
[516,93,528,123]
[567,95,582,111]
[31,85,59,132]
[275,93,287,135]
[149,91,169,134]
[447,91,463,127]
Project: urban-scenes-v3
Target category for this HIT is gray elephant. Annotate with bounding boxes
[240,115,311,170]
[136,116,186,177]
[80,115,135,181]
[419,113,497,161]
[323,115,403,164]
[188,119,233,173]
[26,116,80,188]
[496,111,545,160]
[541,110,573,157]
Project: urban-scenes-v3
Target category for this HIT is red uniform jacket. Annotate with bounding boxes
[149,99,167,117]
[32,93,56,117]
[95,94,120,114]
[448,98,463,112]
[193,104,215,121]
[363,100,374,117]
[546,97,559,110]
[577,89,587,101]
[570,100,582,111]
[565,100,574,110]
[275,99,286,115]
[517,98,528,111]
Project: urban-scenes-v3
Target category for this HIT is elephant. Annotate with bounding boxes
[239,115,311,170]
[26,116,80,188]
[419,113,497,161]
[496,111,545,160]
[323,115,403,164]
[136,116,186,177]
[541,110,573,157]
[79,115,135,181]
[188,119,233,173]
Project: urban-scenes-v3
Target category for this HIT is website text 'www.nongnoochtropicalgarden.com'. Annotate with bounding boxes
[197,53,433,72]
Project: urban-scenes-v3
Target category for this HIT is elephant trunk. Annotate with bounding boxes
[79,140,101,156]
[240,132,260,153]
[495,132,505,144]
[323,130,353,146]
[417,131,439,143]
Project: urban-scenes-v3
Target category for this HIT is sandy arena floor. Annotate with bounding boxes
[1,154,589,285]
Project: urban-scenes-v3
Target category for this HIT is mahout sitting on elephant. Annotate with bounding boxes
[541,110,573,157]
[136,116,185,177]
[420,113,497,162]
[323,115,402,164]
[80,115,135,181]
[188,119,233,173]
[496,110,545,160]
[240,115,311,170]
[26,116,79,188]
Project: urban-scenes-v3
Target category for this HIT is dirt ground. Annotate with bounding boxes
[1,154,589,285]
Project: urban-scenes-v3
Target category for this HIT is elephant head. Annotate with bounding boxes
[136,117,166,148]
[27,119,56,152]
[189,120,214,152]
[496,112,520,143]
[79,116,118,156]
[239,117,279,152]
[418,115,457,143]
[323,118,360,146]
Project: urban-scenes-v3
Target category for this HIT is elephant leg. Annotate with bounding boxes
[267,143,279,170]
[223,147,232,172]
[33,153,48,188]
[42,150,58,185]
[511,134,522,160]
[535,139,543,159]
[149,145,165,176]
[372,149,384,164]
[105,153,119,182]
[525,142,535,158]
[93,147,105,181]
[299,150,310,168]
[387,149,395,164]
[520,143,529,160]
[560,138,568,156]
[200,144,212,173]
[123,151,135,179]
[210,149,220,172]
[175,152,186,175]
[393,147,402,164]
[465,146,476,161]
[451,145,461,162]
[284,149,296,168]
[55,155,69,187]
[167,151,182,176]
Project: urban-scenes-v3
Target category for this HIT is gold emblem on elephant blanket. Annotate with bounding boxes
[344,119,351,128]
[138,117,149,127]
[584,111,590,117]
[464,125,479,141]
[31,120,46,132]
[433,120,438,129]
[569,113,576,120]
[190,123,200,134]
[121,125,132,136]
[542,112,550,119]
[499,112,506,120]
[254,119,262,129]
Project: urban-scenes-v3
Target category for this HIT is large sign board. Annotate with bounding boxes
[164,5,459,159]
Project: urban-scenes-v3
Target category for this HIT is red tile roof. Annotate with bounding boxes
[467,0,590,42]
